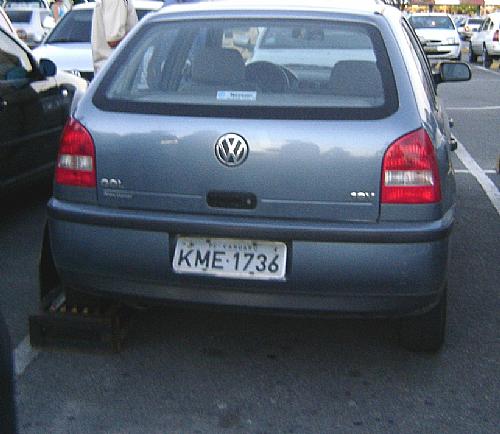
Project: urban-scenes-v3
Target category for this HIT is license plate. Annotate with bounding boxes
[173,237,287,280]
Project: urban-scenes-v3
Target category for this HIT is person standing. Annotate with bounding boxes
[50,0,67,23]
[91,0,138,73]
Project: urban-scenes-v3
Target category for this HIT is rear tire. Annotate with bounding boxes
[468,43,477,63]
[482,46,492,68]
[399,286,447,353]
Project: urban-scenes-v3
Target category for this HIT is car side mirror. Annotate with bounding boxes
[38,58,57,77]
[42,15,55,30]
[434,62,471,85]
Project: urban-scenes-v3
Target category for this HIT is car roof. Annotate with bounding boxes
[155,0,387,16]
[72,0,162,10]
[410,13,452,17]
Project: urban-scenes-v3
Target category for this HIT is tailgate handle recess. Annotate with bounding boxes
[207,191,257,209]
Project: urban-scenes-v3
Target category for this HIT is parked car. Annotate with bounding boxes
[459,16,484,41]
[2,0,50,8]
[4,6,53,47]
[0,5,15,35]
[409,13,462,60]
[32,0,162,81]
[46,0,471,352]
[469,12,500,68]
[0,27,88,193]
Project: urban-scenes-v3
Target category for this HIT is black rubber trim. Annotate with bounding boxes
[47,198,454,244]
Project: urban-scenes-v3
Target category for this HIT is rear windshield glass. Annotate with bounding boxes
[95,18,398,120]
[409,16,455,30]
[46,8,154,43]
[5,10,32,23]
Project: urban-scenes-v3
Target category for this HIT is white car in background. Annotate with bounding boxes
[469,12,500,68]
[32,0,161,81]
[4,5,53,47]
[409,13,461,61]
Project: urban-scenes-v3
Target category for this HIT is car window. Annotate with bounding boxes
[45,9,91,43]
[409,15,454,30]
[5,9,32,23]
[259,27,372,50]
[95,18,398,120]
[0,30,32,80]
[45,8,153,44]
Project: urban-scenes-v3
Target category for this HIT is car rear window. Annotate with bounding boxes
[5,10,32,23]
[94,18,398,120]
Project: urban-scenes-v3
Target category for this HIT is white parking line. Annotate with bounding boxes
[14,335,39,377]
[447,106,500,111]
[474,65,500,76]
[456,141,500,216]
[455,169,497,174]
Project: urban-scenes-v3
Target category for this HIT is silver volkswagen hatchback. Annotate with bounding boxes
[46,0,471,352]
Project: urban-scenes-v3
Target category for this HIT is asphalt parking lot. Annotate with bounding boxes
[1,63,499,433]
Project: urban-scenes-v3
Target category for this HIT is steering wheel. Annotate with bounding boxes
[245,61,290,93]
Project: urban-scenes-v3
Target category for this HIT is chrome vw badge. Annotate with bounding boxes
[215,133,249,167]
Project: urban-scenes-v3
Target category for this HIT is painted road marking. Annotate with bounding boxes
[455,169,498,174]
[474,65,500,76]
[447,106,500,111]
[14,335,39,377]
[456,141,500,216]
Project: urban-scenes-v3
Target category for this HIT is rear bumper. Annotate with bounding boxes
[47,198,453,317]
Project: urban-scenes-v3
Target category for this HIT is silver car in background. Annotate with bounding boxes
[409,13,462,61]
[46,0,471,352]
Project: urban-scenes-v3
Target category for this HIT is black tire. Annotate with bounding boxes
[482,46,492,69]
[399,286,447,353]
[468,43,477,63]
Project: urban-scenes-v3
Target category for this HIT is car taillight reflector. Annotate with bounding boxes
[55,118,96,188]
[381,128,441,204]
[494,30,499,42]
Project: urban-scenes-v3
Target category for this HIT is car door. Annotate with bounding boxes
[484,17,496,54]
[472,18,489,54]
[0,28,63,190]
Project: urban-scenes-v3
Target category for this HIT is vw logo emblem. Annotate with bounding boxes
[215,133,249,167]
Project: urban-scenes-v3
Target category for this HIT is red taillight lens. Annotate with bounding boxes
[381,128,441,204]
[494,30,499,42]
[55,118,96,188]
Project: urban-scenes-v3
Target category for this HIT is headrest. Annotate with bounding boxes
[329,60,383,99]
[191,48,245,85]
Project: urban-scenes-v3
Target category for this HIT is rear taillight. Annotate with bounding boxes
[381,128,441,204]
[55,118,96,188]
[494,30,499,42]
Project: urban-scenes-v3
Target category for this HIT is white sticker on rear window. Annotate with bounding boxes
[217,91,257,101]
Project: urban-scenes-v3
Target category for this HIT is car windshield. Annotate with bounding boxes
[45,8,154,43]
[96,18,398,120]
[409,16,455,30]
[468,19,483,25]
[5,9,32,23]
